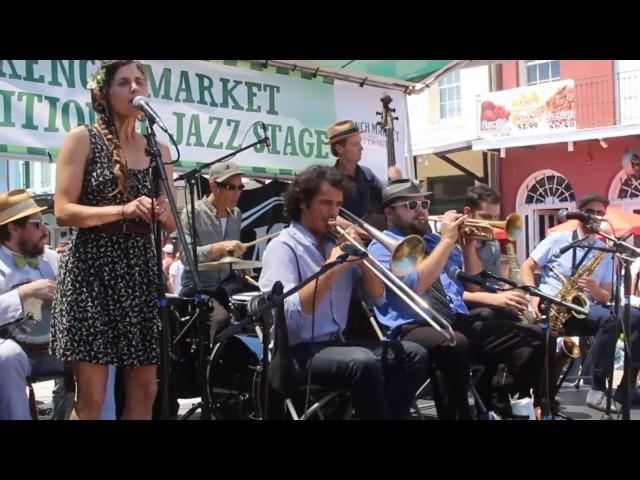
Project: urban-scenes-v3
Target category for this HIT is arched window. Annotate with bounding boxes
[523,172,575,205]
[515,170,576,262]
[609,169,640,200]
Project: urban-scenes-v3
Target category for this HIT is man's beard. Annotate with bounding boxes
[392,216,428,236]
[18,234,46,257]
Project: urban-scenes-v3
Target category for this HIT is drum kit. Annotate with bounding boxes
[164,254,269,420]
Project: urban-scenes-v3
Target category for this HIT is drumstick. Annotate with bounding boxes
[242,231,280,248]
[243,274,260,288]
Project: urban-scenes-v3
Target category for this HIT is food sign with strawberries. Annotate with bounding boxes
[479,79,576,139]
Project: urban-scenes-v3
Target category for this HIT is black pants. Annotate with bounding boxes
[400,324,472,419]
[455,313,551,414]
[290,339,428,420]
[561,304,614,390]
[581,305,640,392]
[467,305,522,323]
[400,311,550,419]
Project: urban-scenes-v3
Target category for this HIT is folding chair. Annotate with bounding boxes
[26,358,74,420]
[268,282,352,420]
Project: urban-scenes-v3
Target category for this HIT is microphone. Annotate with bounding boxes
[551,234,595,259]
[247,292,271,318]
[448,267,498,293]
[260,121,271,153]
[338,243,367,261]
[132,96,169,133]
[552,242,582,259]
[558,209,603,224]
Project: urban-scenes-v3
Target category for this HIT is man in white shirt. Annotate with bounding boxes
[0,189,117,419]
[0,189,60,419]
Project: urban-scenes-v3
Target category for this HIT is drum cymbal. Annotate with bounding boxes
[198,256,262,271]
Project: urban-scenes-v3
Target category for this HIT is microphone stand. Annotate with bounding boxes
[551,235,592,260]
[143,119,202,419]
[553,233,640,420]
[592,230,640,420]
[478,270,593,419]
[478,271,591,317]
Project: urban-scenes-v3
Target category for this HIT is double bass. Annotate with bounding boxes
[363,93,399,232]
[376,93,399,168]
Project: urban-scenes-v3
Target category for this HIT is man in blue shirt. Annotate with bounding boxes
[521,192,625,413]
[368,179,549,419]
[259,166,427,419]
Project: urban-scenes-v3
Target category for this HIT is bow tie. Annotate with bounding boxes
[13,253,39,269]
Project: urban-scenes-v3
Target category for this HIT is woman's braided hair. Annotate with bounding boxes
[89,60,146,199]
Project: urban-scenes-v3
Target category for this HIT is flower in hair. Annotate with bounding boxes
[86,68,106,90]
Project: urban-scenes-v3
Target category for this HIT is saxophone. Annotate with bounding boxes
[545,249,607,335]
[543,248,607,383]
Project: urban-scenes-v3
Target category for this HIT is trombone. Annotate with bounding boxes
[335,207,457,346]
[427,213,523,242]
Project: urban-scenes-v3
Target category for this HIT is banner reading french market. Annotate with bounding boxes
[478,79,576,139]
[0,60,408,181]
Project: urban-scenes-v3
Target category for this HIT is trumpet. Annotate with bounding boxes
[334,207,457,346]
[428,213,523,242]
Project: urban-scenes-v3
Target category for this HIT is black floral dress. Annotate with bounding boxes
[51,125,160,367]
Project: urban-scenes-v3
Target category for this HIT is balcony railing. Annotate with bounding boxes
[575,70,640,128]
[616,69,640,125]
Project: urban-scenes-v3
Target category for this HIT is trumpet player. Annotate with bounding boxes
[259,166,428,419]
[368,179,549,419]
[462,184,528,323]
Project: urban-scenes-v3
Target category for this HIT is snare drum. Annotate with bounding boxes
[8,296,51,356]
[230,291,263,321]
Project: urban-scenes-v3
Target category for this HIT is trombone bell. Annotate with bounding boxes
[337,207,425,276]
[390,234,425,276]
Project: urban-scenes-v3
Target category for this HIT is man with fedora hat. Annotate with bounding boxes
[326,120,384,228]
[0,189,117,420]
[368,179,549,419]
[0,189,60,419]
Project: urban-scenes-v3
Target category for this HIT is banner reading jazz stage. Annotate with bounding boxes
[0,60,408,181]
[478,79,576,139]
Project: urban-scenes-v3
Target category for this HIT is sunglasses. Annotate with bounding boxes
[27,219,49,229]
[391,199,431,211]
[216,182,245,191]
[582,208,605,217]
